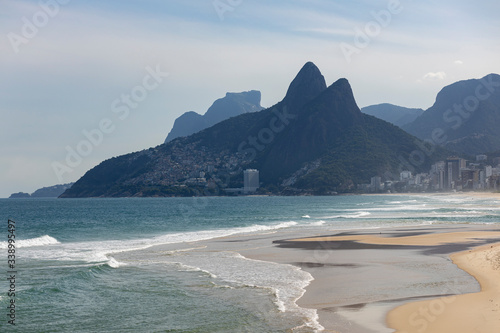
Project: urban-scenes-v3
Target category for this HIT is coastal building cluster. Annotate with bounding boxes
[126,140,499,195]
[125,141,249,189]
[365,155,500,193]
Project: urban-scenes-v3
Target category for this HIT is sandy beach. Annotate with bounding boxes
[270,225,500,332]
[387,242,500,333]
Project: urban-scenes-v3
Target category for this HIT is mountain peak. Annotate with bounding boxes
[165,90,263,142]
[224,90,261,106]
[322,78,362,118]
[403,73,500,155]
[327,77,351,94]
[63,63,445,197]
[305,77,363,126]
[205,90,262,123]
[284,62,327,111]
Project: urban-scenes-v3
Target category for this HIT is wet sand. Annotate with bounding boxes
[387,242,500,333]
[244,224,500,332]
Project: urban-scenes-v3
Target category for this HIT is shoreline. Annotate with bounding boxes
[110,193,500,332]
[243,224,500,332]
[119,223,500,332]
[364,191,500,199]
[387,241,500,333]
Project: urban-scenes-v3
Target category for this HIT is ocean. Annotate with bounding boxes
[1,194,499,332]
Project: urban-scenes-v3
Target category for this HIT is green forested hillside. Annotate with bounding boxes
[62,63,449,197]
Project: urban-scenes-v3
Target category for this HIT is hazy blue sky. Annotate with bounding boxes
[1,0,499,197]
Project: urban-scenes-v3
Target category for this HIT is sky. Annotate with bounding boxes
[1,0,500,198]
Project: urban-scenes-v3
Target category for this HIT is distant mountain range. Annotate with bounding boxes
[402,74,500,155]
[9,183,74,198]
[361,104,424,127]
[61,62,447,197]
[165,91,263,142]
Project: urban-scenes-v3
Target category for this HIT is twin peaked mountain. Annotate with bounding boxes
[62,62,444,197]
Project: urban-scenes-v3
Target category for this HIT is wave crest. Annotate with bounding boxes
[105,257,126,268]
[0,235,59,249]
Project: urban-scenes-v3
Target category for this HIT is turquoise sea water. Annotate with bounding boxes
[1,194,499,332]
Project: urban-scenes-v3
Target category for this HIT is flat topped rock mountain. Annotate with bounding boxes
[61,62,447,198]
[165,90,264,143]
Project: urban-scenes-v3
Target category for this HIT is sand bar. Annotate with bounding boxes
[291,231,500,246]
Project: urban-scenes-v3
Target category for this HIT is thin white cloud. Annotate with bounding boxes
[423,71,447,81]
[454,60,464,65]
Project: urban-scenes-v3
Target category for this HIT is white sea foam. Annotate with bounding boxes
[347,211,371,218]
[152,221,298,245]
[344,205,430,212]
[388,199,418,204]
[302,215,311,218]
[105,257,126,268]
[164,251,324,332]
[175,262,218,279]
[18,221,301,264]
[0,235,60,249]
[158,246,207,256]
[432,196,472,203]
[308,220,326,226]
[323,211,372,219]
